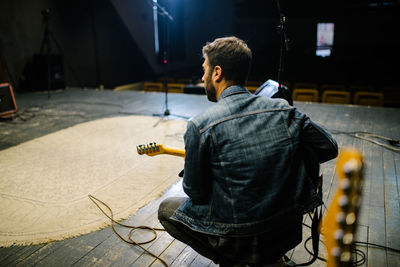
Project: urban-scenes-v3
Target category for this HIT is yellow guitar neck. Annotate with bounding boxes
[162,147,185,157]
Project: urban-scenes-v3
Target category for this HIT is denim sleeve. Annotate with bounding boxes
[182,120,211,204]
[298,112,338,163]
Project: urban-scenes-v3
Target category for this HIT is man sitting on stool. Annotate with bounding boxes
[158,36,338,266]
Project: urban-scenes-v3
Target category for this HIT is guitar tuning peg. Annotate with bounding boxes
[330,246,341,257]
[339,178,351,191]
[340,251,352,262]
[336,211,345,224]
[345,213,356,225]
[338,195,349,208]
[342,233,354,245]
[334,229,344,240]
[343,158,361,175]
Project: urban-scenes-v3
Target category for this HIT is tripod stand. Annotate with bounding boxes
[39,9,53,99]
[38,9,78,97]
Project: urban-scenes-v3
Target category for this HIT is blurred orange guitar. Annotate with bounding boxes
[136,142,185,157]
[322,148,364,267]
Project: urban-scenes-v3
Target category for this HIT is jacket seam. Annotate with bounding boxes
[210,128,238,221]
[199,107,292,134]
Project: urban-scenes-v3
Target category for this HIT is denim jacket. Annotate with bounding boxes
[171,85,338,237]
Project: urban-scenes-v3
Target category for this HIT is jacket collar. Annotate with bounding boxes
[218,85,249,101]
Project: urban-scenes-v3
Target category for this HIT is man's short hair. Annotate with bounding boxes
[202,36,252,86]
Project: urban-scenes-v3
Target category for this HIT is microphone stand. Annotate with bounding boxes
[153,1,174,117]
[150,1,188,123]
[276,0,290,93]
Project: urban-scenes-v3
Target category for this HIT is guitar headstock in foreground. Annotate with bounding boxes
[322,148,364,267]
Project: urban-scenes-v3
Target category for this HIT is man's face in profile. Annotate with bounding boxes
[202,57,217,102]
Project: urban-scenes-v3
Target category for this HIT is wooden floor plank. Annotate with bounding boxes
[384,122,400,267]
[72,231,137,267]
[396,153,400,194]
[354,106,371,228]
[150,239,187,267]
[354,225,368,267]
[0,245,26,263]
[15,240,71,267]
[367,205,387,267]
[352,111,372,266]
[387,250,400,267]
[0,245,43,266]
[31,232,105,267]
[169,245,197,267]
[383,150,400,250]
[188,253,215,267]
[130,229,174,266]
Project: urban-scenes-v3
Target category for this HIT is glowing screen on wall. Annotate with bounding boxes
[316,23,334,57]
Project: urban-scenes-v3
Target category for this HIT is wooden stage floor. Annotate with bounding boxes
[0,88,399,266]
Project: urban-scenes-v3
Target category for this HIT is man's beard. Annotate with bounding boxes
[204,72,217,102]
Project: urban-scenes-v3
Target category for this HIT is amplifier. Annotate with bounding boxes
[0,83,18,118]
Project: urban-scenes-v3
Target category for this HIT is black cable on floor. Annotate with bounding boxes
[330,129,400,153]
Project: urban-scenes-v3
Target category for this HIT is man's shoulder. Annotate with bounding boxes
[254,94,291,108]
[190,103,227,131]
[191,94,295,130]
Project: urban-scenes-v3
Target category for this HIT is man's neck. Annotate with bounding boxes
[216,80,236,100]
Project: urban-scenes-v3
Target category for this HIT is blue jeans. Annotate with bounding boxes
[158,197,302,266]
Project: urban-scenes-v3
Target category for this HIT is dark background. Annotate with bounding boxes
[0,0,399,90]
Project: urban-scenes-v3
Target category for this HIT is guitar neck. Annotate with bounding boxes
[162,147,185,157]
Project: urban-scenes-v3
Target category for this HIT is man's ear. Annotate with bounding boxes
[213,65,223,82]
